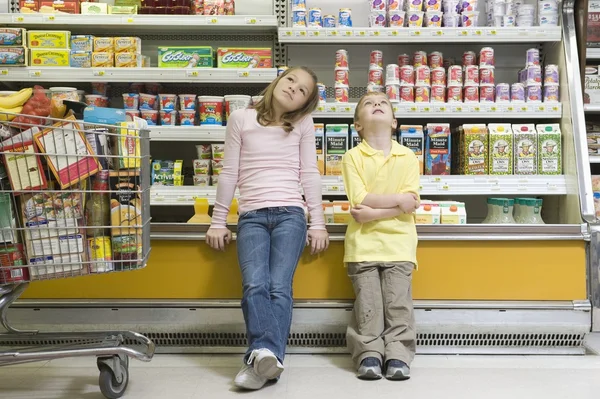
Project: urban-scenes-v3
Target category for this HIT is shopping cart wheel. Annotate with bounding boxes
[97,355,129,399]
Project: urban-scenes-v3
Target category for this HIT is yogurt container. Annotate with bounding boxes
[425,12,443,26]
[539,14,559,26]
[140,109,158,125]
[388,10,405,26]
[139,93,158,110]
[407,0,424,11]
[425,0,442,10]
[159,94,177,111]
[224,95,251,120]
[179,94,197,110]
[123,93,139,110]
[461,12,479,27]
[443,13,461,27]
[160,110,176,126]
[407,11,424,27]
[85,95,108,107]
[179,110,196,126]
[198,96,224,125]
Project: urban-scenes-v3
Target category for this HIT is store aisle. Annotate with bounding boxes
[2,353,600,399]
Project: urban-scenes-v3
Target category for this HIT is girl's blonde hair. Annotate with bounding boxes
[254,66,319,133]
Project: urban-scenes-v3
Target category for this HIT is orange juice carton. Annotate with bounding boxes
[333,201,351,224]
[325,124,349,176]
[439,201,467,224]
[314,123,325,175]
[400,125,424,175]
[415,200,441,224]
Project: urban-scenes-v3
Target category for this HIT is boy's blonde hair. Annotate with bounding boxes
[353,91,395,138]
[253,66,320,133]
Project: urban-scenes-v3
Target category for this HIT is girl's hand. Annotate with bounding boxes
[206,227,232,251]
[307,229,329,255]
[350,204,377,223]
[398,193,420,213]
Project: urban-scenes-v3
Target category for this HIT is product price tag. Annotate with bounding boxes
[42,15,56,22]
[457,30,469,37]
[369,30,381,37]
[431,30,444,37]
[245,17,258,24]
[488,105,498,112]
[490,184,501,191]
[238,71,250,78]
[0,70,8,76]
[473,29,483,36]
[176,196,187,202]
[388,29,399,36]
[308,29,321,37]
[327,29,338,36]
[392,105,399,113]
[326,105,338,113]
[29,70,41,78]
[356,30,367,37]
[551,105,560,112]
[535,105,546,112]
[518,29,528,36]
[283,29,293,36]
[12,15,25,23]
[316,105,325,112]
[439,184,450,191]
[430,177,442,182]
[517,105,528,113]
[122,16,135,23]
[451,105,463,113]
[207,17,219,24]
[342,30,353,37]
[418,185,423,191]
[421,106,431,113]
[186,70,199,78]
[517,184,528,191]
[434,105,447,113]
[342,105,353,113]
[504,105,515,113]
[487,29,498,36]
[328,185,341,192]
[93,70,105,77]
[408,105,418,113]
[410,30,422,37]
[471,105,481,113]
[296,30,307,37]
[547,183,558,191]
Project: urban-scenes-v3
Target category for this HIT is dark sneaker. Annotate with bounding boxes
[357,357,382,380]
[385,359,411,380]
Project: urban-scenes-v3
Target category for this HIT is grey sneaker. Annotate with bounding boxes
[357,357,382,380]
[385,359,411,380]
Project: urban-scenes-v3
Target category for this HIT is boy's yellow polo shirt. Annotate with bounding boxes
[341,140,420,265]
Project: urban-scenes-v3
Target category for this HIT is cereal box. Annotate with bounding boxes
[30,49,70,66]
[513,124,537,175]
[0,47,27,66]
[27,31,71,48]
[325,124,349,176]
[488,123,513,175]
[92,52,114,67]
[71,35,94,52]
[0,28,26,46]
[115,52,142,68]
[400,125,424,175]
[314,123,325,175]
[462,124,488,175]
[158,46,214,68]
[70,51,92,68]
[425,123,451,175]
[114,37,142,53]
[217,48,273,68]
[93,37,114,52]
[536,123,562,175]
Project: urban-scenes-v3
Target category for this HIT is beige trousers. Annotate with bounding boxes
[346,261,416,367]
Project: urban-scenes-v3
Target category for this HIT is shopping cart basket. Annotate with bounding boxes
[0,110,154,399]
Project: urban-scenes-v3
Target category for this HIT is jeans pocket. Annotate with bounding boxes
[238,210,257,222]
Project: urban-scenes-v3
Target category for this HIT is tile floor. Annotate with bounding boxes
[2,353,600,399]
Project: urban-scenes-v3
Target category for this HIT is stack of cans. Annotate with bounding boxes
[367,50,385,93]
[335,49,350,103]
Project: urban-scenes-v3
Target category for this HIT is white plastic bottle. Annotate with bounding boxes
[496,198,516,224]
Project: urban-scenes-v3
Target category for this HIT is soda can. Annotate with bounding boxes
[447,86,463,102]
[543,85,559,102]
[448,65,463,86]
[335,49,349,68]
[292,0,307,11]
[334,67,350,85]
[526,65,542,86]
[371,50,384,68]
[335,84,349,103]
[511,82,526,102]
[479,47,495,67]
[526,85,542,102]
[480,85,495,102]
[544,64,559,85]
[323,14,336,27]
[339,8,353,27]
[398,54,411,66]
[369,0,387,10]
[367,82,385,93]
[308,8,323,27]
[369,67,385,86]
[387,84,402,102]
[385,64,400,84]
[431,67,446,85]
[464,86,480,102]
[399,85,414,102]
[526,48,540,67]
[415,65,431,86]
[495,83,510,102]
[428,51,443,68]
[400,65,415,85]
[293,10,307,27]
[370,11,387,27]
[431,85,446,102]
[462,50,477,66]
[479,66,495,85]
[413,51,428,67]
[277,66,288,76]
[464,65,479,86]
[415,86,431,103]
[317,83,327,102]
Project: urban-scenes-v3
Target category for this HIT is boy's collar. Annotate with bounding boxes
[359,139,405,156]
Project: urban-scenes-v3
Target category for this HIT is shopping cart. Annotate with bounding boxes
[0,109,154,399]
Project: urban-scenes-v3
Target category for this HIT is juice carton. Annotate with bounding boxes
[323,202,335,224]
[314,123,325,175]
[488,123,513,175]
[536,123,562,175]
[513,124,537,175]
[333,201,351,224]
[415,201,441,224]
[325,124,349,176]
[351,124,362,148]
[400,125,424,175]
[425,123,451,175]
[462,124,488,175]
[439,201,467,224]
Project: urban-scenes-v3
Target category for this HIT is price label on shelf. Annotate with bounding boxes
[327,29,338,36]
[328,185,341,192]
[342,30,353,37]
[356,30,367,37]
[12,15,24,23]
[29,70,42,78]
[410,30,422,37]
[326,105,338,113]
[439,184,450,191]
[517,184,528,191]
[408,106,418,113]
[422,106,431,113]
[392,105,399,113]
[296,30,307,37]
[238,71,250,78]
[548,183,558,191]
[457,30,469,36]
[93,70,105,77]
[473,29,483,36]
[245,17,258,24]
[42,15,56,22]
[430,177,442,182]
[369,30,381,37]
[122,16,135,23]
[388,29,399,36]
[452,105,463,113]
[487,29,498,36]
[208,17,219,24]
[434,105,447,113]
[518,29,528,36]
[551,105,560,112]
[535,105,546,112]
[489,105,498,112]
[283,29,293,36]
[418,185,423,191]
[186,70,199,78]
[308,30,321,37]
[0,70,8,76]
[316,105,325,112]
[342,105,352,113]
[472,105,481,112]
[431,30,444,37]
[517,105,528,113]
[490,184,501,191]
[504,105,515,113]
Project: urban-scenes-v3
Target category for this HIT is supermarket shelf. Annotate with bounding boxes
[0,67,277,83]
[149,222,586,241]
[150,175,568,206]
[584,104,600,113]
[313,102,562,119]
[0,13,278,32]
[149,126,226,142]
[278,26,561,43]
[590,156,600,164]
[587,47,600,60]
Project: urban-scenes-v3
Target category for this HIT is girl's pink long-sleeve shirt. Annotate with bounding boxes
[210,108,326,230]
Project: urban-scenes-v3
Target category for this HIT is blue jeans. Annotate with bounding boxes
[237,206,307,363]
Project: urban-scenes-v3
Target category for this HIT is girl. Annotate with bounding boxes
[206,66,330,390]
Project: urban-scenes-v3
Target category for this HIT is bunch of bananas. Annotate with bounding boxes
[0,88,33,121]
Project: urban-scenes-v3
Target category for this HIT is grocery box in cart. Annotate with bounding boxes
[0,244,29,284]
[1,131,48,194]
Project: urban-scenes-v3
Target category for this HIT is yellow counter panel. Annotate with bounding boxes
[21,240,587,301]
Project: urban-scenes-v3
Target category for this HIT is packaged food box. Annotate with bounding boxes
[94,37,114,53]
[81,2,108,14]
[20,188,83,240]
[536,123,562,175]
[158,46,214,68]
[2,139,47,193]
[39,0,80,13]
[415,201,441,224]
[152,160,175,186]
[27,31,71,48]
[108,5,138,14]
[28,253,86,279]
[117,121,141,169]
[112,234,143,270]
[0,28,26,46]
[425,123,451,175]
[174,160,183,186]
[333,202,351,224]
[92,52,114,68]
[439,201,467,224]
[26,234,85,258]
[513,124,537,175]
[115,52,142,68]
[70,51,92,68]
[71,35,94,52]
[19,0,40,12]
[0,47,27,66]
[314,123,325,175]
[461,124,488,175]
[400,125,425,175]
[488,123,513,175]
[325,124,349,176]
[30,49,70,67]
[217,48,273,68]
[114,37,142,53]
[588,0,600,46]
[109,170,142,237]
[350,124,361,148]
[0,244,29,284]
[585,65,600,105]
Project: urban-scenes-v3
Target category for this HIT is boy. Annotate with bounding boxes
[341,92,420,381]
